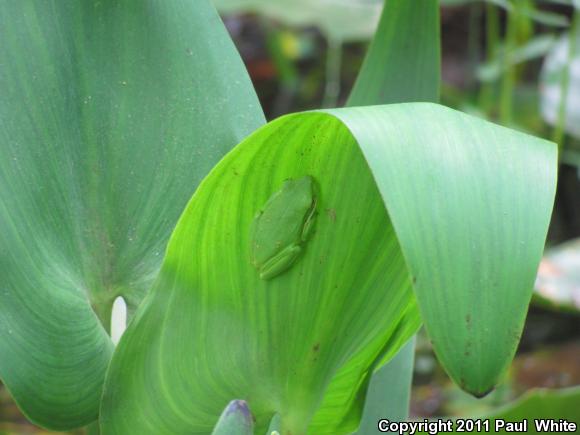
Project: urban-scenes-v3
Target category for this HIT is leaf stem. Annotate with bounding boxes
[478,3,500,114]
[500,6,518,125]
[323,37,342,108]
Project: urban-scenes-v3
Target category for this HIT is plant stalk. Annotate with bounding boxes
[552,8,580,150]
[499,6,518,125]
[323,37,342,108]
[478,2,500,115]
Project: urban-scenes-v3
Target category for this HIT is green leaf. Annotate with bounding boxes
[309,302,420,434]
[101,103,556,434]
[488,387,580,430]
[355,339,415,435]
[0,0,264,430]
[347,0,440,106]
[343,0,439,429]
[415,387,580,434]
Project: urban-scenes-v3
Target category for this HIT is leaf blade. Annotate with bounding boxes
[347,0,440,106]
[101,103,556,434]
[354,338,416,435]
[0,0,264,429]
[329,103,557,396]
[343,0,440,428]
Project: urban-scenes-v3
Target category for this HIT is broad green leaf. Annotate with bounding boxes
[327,106,555,398]
[309,302,420,434]
[101,103,556,434]
[0,0,264,430]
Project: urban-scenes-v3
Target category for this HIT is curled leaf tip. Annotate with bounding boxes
[472,387,495,399]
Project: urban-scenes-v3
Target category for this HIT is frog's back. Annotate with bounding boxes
[250,176,315,267]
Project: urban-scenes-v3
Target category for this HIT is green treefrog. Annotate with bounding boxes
[250,176,318,280]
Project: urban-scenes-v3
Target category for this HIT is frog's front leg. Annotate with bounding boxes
[259,244,302,280]
[300,198,317,242]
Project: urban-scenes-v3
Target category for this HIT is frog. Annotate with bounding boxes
[250,176,318,280]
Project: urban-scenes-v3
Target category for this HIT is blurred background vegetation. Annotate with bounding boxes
[1,0,579,432]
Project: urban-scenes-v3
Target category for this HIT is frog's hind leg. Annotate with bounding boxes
[259,245,303,280]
